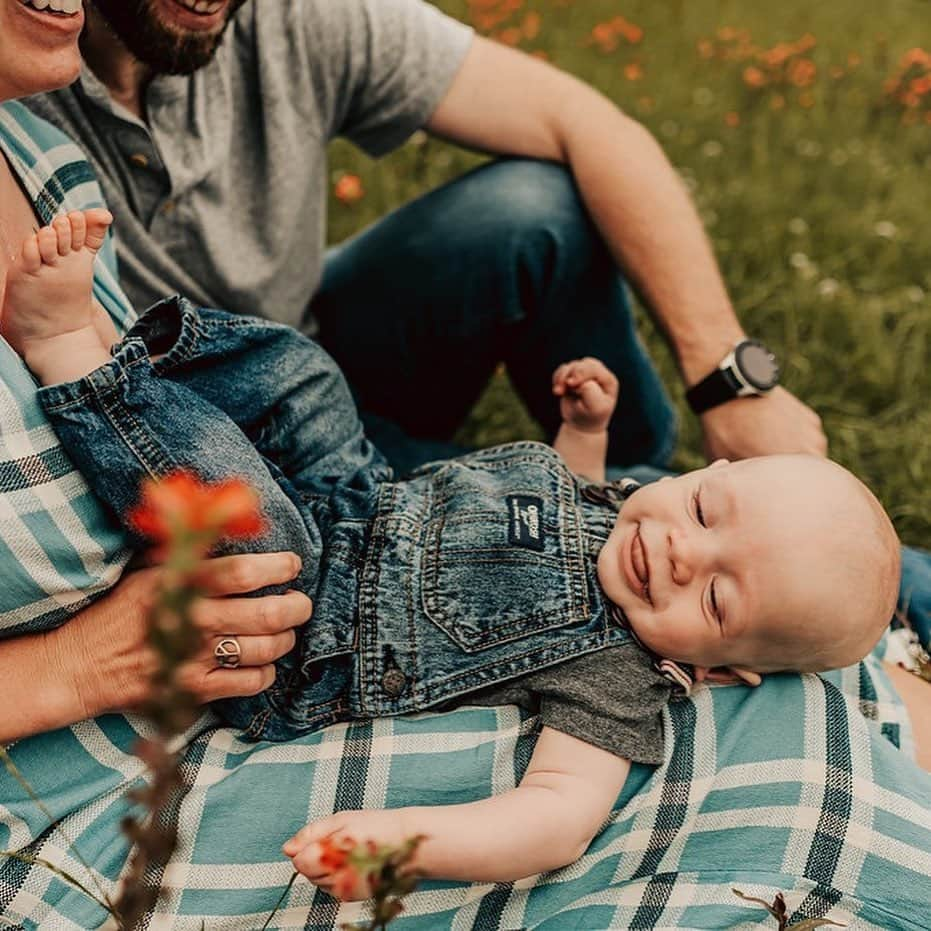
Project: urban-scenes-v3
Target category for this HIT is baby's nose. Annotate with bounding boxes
[667,527,701,584]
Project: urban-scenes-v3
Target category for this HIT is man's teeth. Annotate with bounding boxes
[174,0,225,13]
[22,0,82,14]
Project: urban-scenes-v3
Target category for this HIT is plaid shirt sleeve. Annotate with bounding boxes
[0,101,133,639]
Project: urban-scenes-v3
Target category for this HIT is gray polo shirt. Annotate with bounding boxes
[25,0,472,329]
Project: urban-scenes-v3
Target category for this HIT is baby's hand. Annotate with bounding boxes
[552,358,619,433]
[283,808,412,901]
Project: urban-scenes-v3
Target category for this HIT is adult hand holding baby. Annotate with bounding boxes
[0,551,311,744]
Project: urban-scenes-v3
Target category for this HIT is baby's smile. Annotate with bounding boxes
[622,523,651,604]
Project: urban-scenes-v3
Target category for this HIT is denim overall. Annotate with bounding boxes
[252,443,637,740]
[38,297,637,741]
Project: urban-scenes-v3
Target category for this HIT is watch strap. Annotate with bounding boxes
[686,367,742,414]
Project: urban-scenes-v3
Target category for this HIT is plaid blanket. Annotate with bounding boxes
[1,102,929,931]
[1,653,928,930]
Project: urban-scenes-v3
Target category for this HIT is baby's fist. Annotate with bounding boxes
[552,358,619,433]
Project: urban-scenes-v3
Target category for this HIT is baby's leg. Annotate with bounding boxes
[2,209,114,381]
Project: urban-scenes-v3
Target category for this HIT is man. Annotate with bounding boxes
[26,0,826,476]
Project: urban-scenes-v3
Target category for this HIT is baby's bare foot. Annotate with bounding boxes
[2,209,114,382]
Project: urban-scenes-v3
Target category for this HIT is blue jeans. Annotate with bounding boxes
[312,159,677,475]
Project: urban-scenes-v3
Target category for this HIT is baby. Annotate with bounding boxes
[1,212,900,898]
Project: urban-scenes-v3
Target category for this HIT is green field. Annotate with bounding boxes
[326,0,931,548]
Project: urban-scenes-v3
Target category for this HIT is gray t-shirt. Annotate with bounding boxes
[25,0,473,329]
[460,643,673,766]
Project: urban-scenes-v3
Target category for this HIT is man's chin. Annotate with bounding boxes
[89,0,244,74]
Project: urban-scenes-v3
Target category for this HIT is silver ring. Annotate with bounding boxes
[214,637,242,669]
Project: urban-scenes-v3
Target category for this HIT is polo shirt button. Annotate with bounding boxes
[129,153,150,168]
[381,667,407,697]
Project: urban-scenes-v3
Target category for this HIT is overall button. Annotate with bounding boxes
[381,667,407,697]
[129,153,150,169]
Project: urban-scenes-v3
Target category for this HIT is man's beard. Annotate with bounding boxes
[88,0,248,75]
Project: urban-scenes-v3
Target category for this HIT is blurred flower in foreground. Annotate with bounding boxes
[313,834,425,928]
[334,173,365,205]
[129,471,264,557]
[118,471,264,927]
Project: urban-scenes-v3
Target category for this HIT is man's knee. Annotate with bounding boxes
[470,159,605,266]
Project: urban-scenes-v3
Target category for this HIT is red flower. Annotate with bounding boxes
[333,173,364,205]
[128,471,264,546]
[318,835,353,872]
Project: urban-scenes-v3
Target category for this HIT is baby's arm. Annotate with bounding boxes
[284,726,630,899]
[552,358,619,482]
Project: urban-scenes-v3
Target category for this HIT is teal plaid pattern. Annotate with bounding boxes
[0,102,134,638]
[1,104,929,930]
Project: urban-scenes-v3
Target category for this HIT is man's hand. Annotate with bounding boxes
[700,386,828,461]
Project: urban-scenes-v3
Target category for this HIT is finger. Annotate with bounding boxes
[191,590,311,636]
[69,211,87,251]
[577,381,605,406]
[203,628,297,668]
[36,226,60,265]
[565,358,602,383]
[285,819,337,853]
[52,216,72,256]
[185,662,276,702]
[551,363,570,395]
[195,551,302,595]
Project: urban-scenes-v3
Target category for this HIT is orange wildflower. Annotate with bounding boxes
[742,66,766,88]
[623,62,644,81]
[129,471,264,546]
[521,11,540,40]
[901,47,931,68]
[697,39,714,59]
[789,58,817,87]
[495,26,523,46]
[334,173,364,204]
[724,111,741,127]
[612,16,643,45]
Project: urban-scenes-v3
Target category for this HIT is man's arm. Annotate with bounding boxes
[427,38,827,461]
[286,726,630,897]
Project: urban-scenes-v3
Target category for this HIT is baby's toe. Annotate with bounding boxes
[36,226,61,266]
[68,211,87,251]
[18,233,42,274]
[83,209,113,253]
[52,216,72,256]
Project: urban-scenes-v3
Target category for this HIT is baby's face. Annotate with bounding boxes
[596,456,881,672]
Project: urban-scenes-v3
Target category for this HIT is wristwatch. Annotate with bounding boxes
[685,339,780,414]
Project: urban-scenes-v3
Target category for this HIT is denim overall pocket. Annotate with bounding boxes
[420,443,589,652]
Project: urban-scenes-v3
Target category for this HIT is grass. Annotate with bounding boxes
[325,0,930,549]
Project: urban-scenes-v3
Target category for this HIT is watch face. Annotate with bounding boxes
[735,341,779,391]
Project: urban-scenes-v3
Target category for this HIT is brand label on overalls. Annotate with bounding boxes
[506,495,545,551]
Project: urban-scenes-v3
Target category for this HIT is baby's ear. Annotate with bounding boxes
[693,665,762,687]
